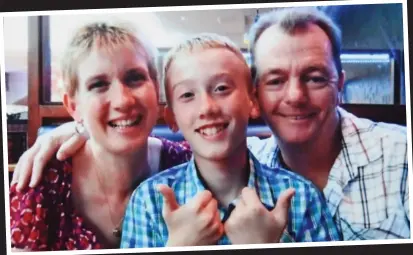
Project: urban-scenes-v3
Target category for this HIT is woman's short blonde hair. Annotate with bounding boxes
[162,32,252,105]
[60,20,159,97]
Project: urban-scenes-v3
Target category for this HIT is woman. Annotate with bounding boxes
[9,21,191,251]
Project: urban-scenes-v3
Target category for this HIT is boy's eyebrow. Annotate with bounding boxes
[170,79,195,93]
[170,73,233,92]
[85,74,108,84]
[207,73,233,84]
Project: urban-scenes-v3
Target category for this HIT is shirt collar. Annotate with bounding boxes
[184,149,276,212]
[337,107,384,168]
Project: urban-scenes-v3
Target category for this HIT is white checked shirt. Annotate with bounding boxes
[247,107,410,240]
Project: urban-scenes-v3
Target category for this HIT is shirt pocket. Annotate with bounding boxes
[340,209,410,240]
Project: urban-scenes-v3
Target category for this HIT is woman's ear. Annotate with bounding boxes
[63,93,82,122]
[163,106,179,133]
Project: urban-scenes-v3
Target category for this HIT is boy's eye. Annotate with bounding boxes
[89,80,109,90]
[179,92,194,99]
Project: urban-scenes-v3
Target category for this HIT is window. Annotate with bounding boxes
[17,5,407,147]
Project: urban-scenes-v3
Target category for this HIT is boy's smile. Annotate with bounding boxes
[165,47,258,162]
[195,122,230,141]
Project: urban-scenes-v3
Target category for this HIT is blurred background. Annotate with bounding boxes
[3,3,407,175]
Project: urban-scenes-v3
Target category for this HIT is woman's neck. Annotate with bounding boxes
[194,142,250,207]
[73,140,151,197]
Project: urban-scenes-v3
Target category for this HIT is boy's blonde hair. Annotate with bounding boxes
[60,20,159,97]
[162,33,252,105]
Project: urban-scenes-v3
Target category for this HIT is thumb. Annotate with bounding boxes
[157,184,179,215]
[271,188,295,222]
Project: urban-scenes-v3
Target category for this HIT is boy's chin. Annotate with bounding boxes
[194,148,233,161]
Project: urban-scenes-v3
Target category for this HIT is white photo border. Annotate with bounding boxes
[1,0,412,254]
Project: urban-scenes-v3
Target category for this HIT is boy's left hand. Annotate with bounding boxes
[224,187,295,244]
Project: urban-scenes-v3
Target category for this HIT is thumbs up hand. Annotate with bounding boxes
[157,184,224,247]
[224,187,295,244]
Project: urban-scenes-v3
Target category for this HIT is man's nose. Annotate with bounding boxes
[284,79,308,106]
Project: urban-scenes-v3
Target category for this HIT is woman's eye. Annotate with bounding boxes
[125,72,146,85]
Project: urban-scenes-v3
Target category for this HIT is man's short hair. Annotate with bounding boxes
[248,7,342,82]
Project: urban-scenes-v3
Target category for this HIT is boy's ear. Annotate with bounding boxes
[163,106,179,133]
[63,93,82,122]
[249,88,261,119]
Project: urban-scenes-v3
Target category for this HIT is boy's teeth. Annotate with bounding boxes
[200,126,224,136]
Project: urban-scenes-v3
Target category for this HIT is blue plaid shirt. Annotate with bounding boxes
[247,107,410,240]
[120,150,341,248]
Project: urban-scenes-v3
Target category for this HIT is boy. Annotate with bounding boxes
[109,33,339,246]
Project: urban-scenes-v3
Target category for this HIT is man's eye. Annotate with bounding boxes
[266,78,284,86]
[214,84,229,93]
[304,76,329,87]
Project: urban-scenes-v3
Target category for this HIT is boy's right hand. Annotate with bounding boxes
[157,184,224,247]
[11,121,88,191]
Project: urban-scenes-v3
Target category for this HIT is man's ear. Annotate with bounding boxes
[163,106,179,133]
[338,70,346,92]
[337,70,346,105]
[63,93,82,122]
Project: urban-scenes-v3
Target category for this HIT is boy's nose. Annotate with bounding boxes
[199,94,221,119]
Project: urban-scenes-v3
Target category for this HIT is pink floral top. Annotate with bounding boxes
[9,138,192,251]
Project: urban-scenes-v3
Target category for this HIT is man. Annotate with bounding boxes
[246,7,410,240]
[12,7,410,241]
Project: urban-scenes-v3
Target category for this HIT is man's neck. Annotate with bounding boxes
[278,111,342,189]
[194,143,250,207]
